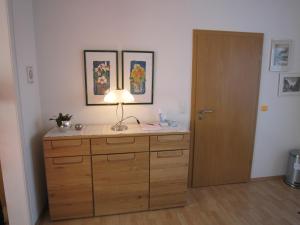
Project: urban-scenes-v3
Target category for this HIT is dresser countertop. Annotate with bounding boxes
[44,123,190,140]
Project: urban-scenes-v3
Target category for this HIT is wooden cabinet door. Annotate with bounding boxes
[150,150,189,209]
[93,152,149,216]
[45,156,93,220]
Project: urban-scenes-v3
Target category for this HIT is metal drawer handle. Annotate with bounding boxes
[52,156,83,165]
[107,153,136,161]
[51,139,82,149]
[156,135,184,142]
[106,137,135,145]
[157,150,183,158]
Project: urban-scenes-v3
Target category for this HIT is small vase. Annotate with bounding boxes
[57,121,72,132]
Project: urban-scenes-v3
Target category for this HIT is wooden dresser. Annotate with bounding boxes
[43,124,190,220]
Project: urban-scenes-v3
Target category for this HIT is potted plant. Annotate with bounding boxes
[49,113,72,129]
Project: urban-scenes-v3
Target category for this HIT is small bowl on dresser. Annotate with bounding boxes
[74,123,83,130]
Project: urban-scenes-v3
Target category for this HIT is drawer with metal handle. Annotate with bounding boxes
[150,134,190,151]
[43,139,90,158]
[91,136,149,155]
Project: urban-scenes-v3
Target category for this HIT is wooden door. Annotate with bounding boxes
[92,152,149,216]
[45,156,93,220]
[191,30,263,187]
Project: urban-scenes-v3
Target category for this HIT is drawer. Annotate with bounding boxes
[92,152,149,215]
[43,139,90,158]
[91,136,149,155]
[150,134,190,151]
[150,150,189,209]
[45,156,93,220]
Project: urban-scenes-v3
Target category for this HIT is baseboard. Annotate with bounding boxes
[250,175,284,182]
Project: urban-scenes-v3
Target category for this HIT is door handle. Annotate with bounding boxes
[198,109,214,120]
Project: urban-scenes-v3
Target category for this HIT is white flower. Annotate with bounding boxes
[95,65,101,75]
[97,76,107,84]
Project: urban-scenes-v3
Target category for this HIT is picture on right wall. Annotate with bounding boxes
[269,40,292,72]
[278,73,300,96]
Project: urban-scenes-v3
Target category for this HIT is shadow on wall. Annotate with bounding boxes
[0,77,15,102]
[27,121,47,216]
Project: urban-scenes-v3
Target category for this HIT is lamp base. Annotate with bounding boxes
[111,124,128,131]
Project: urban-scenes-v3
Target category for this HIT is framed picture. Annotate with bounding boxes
[122,51,154,104]
[278,73,300,96]
[84,50,118,105]
[269,40,292,72]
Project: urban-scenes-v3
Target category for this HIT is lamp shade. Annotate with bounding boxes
[104,89,134,103]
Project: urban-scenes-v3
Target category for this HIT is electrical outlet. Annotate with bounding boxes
[26,66,34,83]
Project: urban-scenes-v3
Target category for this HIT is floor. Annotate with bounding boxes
[40,178,300,225]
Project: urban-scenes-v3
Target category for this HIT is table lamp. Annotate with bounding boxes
[104,89,139,131]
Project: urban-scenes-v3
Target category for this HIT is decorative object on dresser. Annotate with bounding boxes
[43,124,190,220]
[122,51,154,104]
[74,123,83,130]
[84,50,118,105]
[49,113,72,129]
[269,40,292,72]
[104,89,140,131]
[278,73,300,96]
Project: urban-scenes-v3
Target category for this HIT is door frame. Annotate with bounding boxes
[187,30,199,187]
[188,29,263,187]
[0,0,32,224]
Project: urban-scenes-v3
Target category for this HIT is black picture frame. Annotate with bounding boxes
[121,50,154,105]
[84,50,118,105]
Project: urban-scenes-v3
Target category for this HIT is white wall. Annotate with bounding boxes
[0,0,32,224]
[34,0,192,129]
[9,0,46,223]
[34,0,300,178]
[190,0,300,177]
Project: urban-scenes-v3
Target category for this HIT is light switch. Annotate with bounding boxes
[260,104,269,112]
[26,66,34,83]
